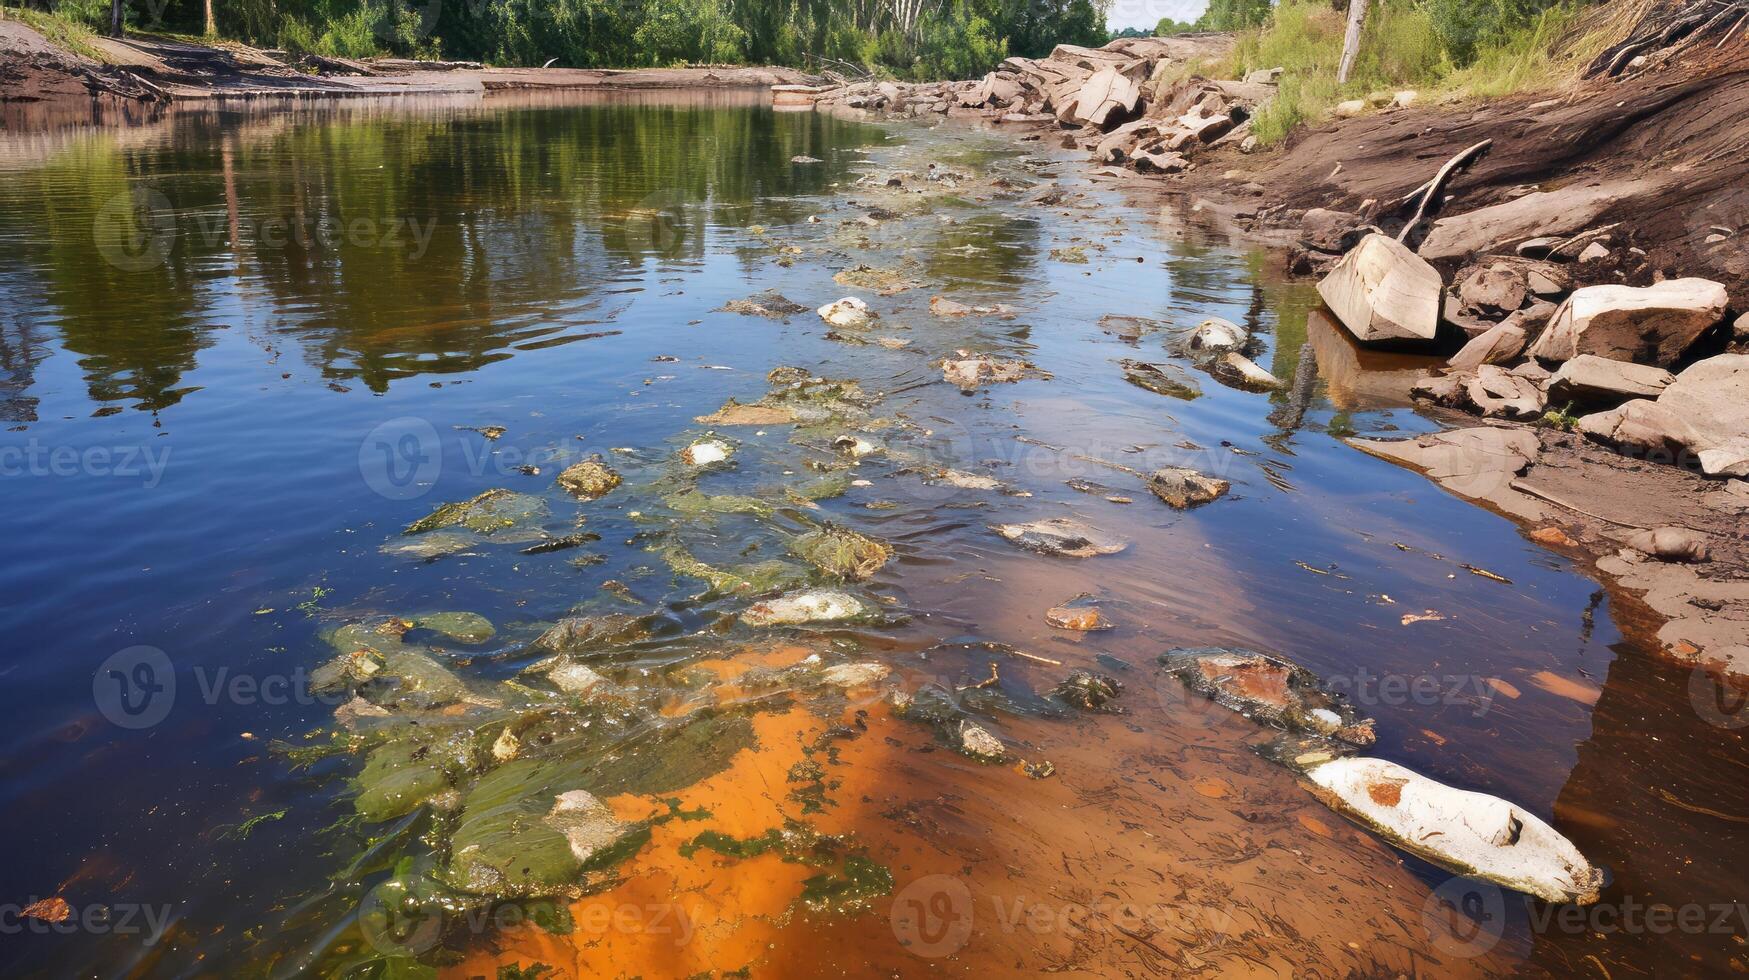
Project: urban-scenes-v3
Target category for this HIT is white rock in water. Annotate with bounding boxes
[548,663,607,695]
[819,662,891,689]
[834,434,879,458]
[1305,757,1603,904]
[681,439,733,466]
[1222,352,1283,389]
[1528,279,1728,367]
[742,590,866,627]
[818,296,874,328]
[1189,317,1245,351]
[1317,234,1442,344]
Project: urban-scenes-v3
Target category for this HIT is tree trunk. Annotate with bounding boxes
[109,0,124,37]
[205,0,216,36]
[1338,0,1369,84]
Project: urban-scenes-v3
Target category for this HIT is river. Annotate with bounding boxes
[0,90,1744,978]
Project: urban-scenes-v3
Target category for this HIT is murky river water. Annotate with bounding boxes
[1,92,1745,979]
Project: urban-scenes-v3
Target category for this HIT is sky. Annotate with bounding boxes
[1107,0,1209,32]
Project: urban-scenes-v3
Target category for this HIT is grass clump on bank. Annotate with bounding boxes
[1222,0,1624,146]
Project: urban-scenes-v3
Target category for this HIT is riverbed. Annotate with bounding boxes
[0,91,1744,978]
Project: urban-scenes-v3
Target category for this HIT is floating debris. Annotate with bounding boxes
[680,439,735,467]
[818,297,875,328]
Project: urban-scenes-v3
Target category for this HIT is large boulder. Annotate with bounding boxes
[1578,354,1749,477]
[1546,354,1675,405]
[1316,234,1443,344]
[1527,279,1728,367]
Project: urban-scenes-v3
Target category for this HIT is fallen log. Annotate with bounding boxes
[1396,139,1493,250]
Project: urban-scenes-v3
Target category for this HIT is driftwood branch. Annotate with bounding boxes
[1588,0,1748,78]
[1396,139,1494,250]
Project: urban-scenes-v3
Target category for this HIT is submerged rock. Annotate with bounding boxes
[1045,598,1112,631]
[1161,647,1376,747]
[790,526,892,581]
[718,292,809,318]
[742,590,868,627]
[1145,468,1231,509]
[380,530,479,560]
[411,611,496,644]
[1054,670,1124,712]
[818,662,891,689]
[990,517,1127,558]
[1122,359,1201,399]
[1304,757,1603,905]
[534,614,654,655]
[546,662,608,695]
[556,458,622,500]
[404,488,549,535]
[544,789,632,865]
[940,351,1045,390]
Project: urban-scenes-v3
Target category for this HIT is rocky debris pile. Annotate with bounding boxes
[1311,220,1744,484]
[813,36,1260,178]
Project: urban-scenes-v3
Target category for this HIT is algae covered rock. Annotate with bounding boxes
[1161,647,1375,747]
[355,731,476,822]
[790,525,892,581]
[404,488,549,535]
[533,614,655,656]
[1053,670,1124,712]
[556,458,622,500]
[411,611,496,644]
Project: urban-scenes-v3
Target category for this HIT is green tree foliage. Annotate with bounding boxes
[1423,0,1565,65]
[1196,0,1274,31]
[59,0,1116,80]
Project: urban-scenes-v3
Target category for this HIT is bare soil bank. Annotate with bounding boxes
[0,21,812,110]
